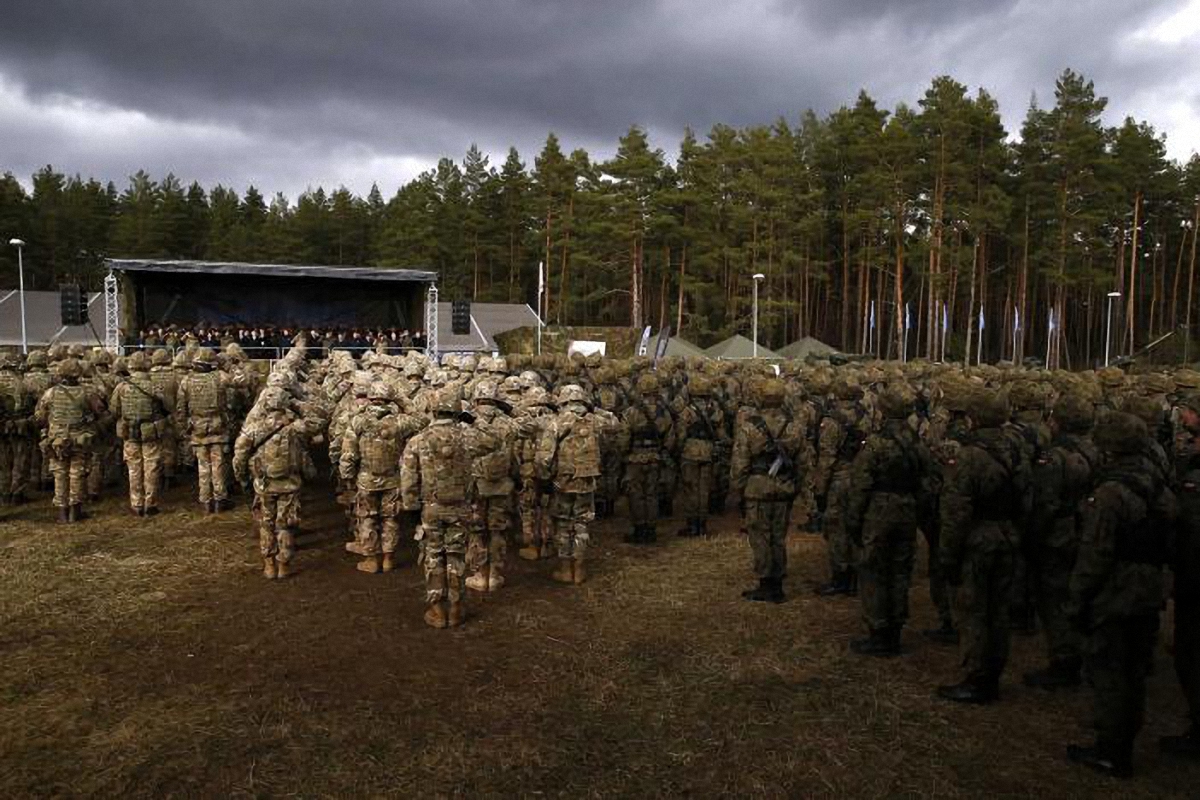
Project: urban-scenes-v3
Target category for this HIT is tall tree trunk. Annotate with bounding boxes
[1125,191,1141,355]
[1187,201,1200,360]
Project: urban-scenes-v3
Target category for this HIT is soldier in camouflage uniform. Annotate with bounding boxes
[176,348,234,513]
[402,386,476,629]
[0,353,32,505]
[731,377,806,603]
[1065,413,1175,778]
[936,392,1030,704]
[1007,378,1054,634]
[1022,394,1099,689]
[465,379,518,591]
[515,386,556,560]
[339,381,425,574]
[844,386,933,656]
[1164,394,1200,758]
[815,380,872,596]
[592,367,626,519]
[22,350,52,490]
[622,373,676,544]
[234,386,316,579]
[110,351,172,516]
[148,348,181,486]
[85,351,120,501]
[34,359,104,522]
[537,384,603,585]
[675,374,727,537]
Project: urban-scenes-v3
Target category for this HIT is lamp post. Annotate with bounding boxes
[752,273,765,357]
[1105,290,1121,367]
[8,238,27,354]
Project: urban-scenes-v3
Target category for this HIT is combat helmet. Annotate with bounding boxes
[432,386,464,416]
[56,358,82,381]
[150,349,172,368]
[26,350,48,369]
[689,375,712,397]
[877,385,916,419]
[1050,394,1095,434]
[1093,412,1148,456]
[556,384,591,407]
[755,377,787,408]
[636,373,659,395]
[473,379,501,403]
[966,390,1009,428]
[127,351,150,372]
[367,381,394,404]
[192,348,217,370]
[259,386,291,413]
[224,342,248,362]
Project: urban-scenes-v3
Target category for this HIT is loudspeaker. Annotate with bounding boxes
[452,300,471,335]
[60,285,88,326]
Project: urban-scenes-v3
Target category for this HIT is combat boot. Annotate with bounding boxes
[936,679,997,705]
[742,577,785,603]
[1160,727,1200,758]
[623,526,641,544]
[215,498,233,512]
[68,504,84,523]
[851,628,898,657]
[847,568,859,597]
[275,559,291,579]
[1067,743,1133,778]
[552,558,574,584]
[572,558,587,585]
[57,505,70,524]
[381,553,395,573]
[643,525,658,544]
[1023,658,1082,690]
[356,555,382,574]
[447,600,467,627]
[262,558,277,579]
[466,566,490,592]
[697,519,709,537]
[708,494,725,515]
[344,541,365,556]
[488,567,506,591]
[144,507,158,517]
[816,572,852,597]
[424,602,447,628]
[922,621,959,645]
[131,505,144,517]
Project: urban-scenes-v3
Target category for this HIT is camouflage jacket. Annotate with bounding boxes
[233,410,316,495]
[401,417,476,519]
[339,403,425,492]
[622,398,675,465]
[730,407,807,501]
[844,419,933,541]
[537,406,604,494]
[468,402,518,497]
[177,370,233,444]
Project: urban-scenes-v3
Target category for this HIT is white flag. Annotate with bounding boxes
[905,302,911,331]
[1014,307,1021,332]
[978,306,985,331]
[869,301,876,330]
[942,303,949,333]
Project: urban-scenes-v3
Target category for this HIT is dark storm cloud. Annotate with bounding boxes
[0,0,1195,198]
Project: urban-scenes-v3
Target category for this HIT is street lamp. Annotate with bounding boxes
[1105,291,1121,367]
[752,273,765,358]
[8,238,27,354]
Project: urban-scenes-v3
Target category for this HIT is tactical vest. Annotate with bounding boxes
[1104,466,1170,567]
[630,401,665,449]
[418,424,469,504]
[555,413,601,479]
[833,404,867,460]
[970,434,1022,521]
[474,420,513,483]
[121,376,159,425]
[255,426,301,480]
[49,385,86,433]
[0,372,23,419]
[360,419,401,477]
[188,371,225,419]
[872,426,923,494]
[748,410,796,480]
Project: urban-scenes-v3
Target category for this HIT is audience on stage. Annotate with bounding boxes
[135,325,426,355]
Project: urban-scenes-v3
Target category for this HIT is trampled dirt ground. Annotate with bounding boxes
[1,479,1196,798]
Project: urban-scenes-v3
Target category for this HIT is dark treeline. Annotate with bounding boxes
[3,69,1200,366]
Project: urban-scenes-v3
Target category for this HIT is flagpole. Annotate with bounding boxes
[977,307,984,365]
[903,302,910,364]
[1045,309,1053,368]
[537,260,544,356]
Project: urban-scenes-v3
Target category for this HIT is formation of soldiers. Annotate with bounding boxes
[2,342,1198,778]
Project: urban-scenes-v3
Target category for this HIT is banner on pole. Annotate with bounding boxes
[636,325,653,356]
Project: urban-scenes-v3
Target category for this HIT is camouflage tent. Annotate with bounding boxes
[704,334,781,360]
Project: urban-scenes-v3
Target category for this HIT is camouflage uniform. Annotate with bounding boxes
[0,354,32,504]
[110,351,172,515]
[592,368,627,518]
[85,352,120,501]
[176,348,233,512]
[937,392,1030,704]
[34,360,103,522]
[339,381,424,573]
[21,351,52,489]
[148,349,181,484]
[674,375,727,537]
[844,387,933,655]
[731,378,806,603]
[621,374,676,543]
[1022,395,1098,689]
[537,384,603,585]
[515,387,556,560]
[1165,396,1200,757]
[233,386,316,579]
[402,387,476,629]
[815,382,872,595]
[1065,413,1174,777]
[465,380,518,591]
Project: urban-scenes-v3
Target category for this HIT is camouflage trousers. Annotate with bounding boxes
[255,491,300,562]
[87,438,118,498]
[1086,614,1160,760]
[354,487,402,556]
[857,495,917,632]
[1175,593,1200,726]
[518,481,550,551]
[824,467,857,576]
[468,494,511,571]
[953,524,1016,684]
[417,511,468,605]
[551,491,594,559]
[159,430,178,478]
[0,434,30,498]
[122,439,163,511]
[679,460,713,523]
[47,446,89,508]
[659,455,677,507]
[919,514,954,628]
[625,462,659,526]
[1029,531,1081,667]
[193,442,229,504]
[746,498,792,580]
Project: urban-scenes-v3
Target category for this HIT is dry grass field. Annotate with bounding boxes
[1,480,1196,798]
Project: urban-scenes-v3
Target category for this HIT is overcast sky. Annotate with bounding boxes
[2,0,1198,200]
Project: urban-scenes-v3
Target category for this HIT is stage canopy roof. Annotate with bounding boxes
[108,259,436,283]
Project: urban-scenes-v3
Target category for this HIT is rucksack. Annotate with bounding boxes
[555,413,601,480]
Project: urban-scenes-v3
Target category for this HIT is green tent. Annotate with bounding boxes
[704,334,781,360]
[777,336,838,360]
[663,336,707,358]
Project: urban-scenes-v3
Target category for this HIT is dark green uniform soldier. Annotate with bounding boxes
[937,391,1030,704]
[675,375,727,537]
[621,373,676,544]
[844,386,933,656]
[1065,412,1175,778]
[1023,394,1099,689]
[731,377,806,603]
[1165,396,1200,758]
